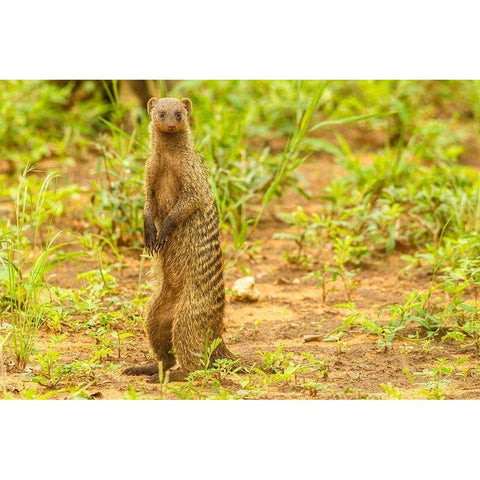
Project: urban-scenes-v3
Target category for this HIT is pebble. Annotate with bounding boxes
[231,276,260,303]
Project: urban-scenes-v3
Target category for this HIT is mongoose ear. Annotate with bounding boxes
[181,98,192,116]
[147,97,158,117]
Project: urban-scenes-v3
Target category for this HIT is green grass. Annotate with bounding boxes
[0,167,78,369]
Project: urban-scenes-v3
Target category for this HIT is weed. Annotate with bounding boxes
[380,382,403,399]
[32,334,110,390]
[303,381,330,397]
[123,384,144,400]
[0,168,77,370]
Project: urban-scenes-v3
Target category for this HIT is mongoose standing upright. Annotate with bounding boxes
[124,97,236,382]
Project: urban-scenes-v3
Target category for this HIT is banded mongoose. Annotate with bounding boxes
[124,96,236,382]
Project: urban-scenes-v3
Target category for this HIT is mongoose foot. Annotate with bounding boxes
[168,368,188,382]
[145,368,188,383]
[146,374,160,383]
[123,363,159,376]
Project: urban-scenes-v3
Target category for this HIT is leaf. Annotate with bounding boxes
[309,110,397,132]
[272,233,301,241]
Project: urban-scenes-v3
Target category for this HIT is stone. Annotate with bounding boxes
[231,276,260,303]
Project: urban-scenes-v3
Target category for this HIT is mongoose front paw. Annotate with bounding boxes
[155,219,175,251]
[144,218,157,255]
[155,230,170,251]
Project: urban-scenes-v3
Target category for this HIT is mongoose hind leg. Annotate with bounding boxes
[124,287,177,377]
[145,287,177,371]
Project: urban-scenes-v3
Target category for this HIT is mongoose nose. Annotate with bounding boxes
[167,125,176,131]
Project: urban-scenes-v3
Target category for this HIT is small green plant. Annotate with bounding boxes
[306,263,338,303]
[303,381,330,397]
[257,345,294,373]
[325,303,370,340]
[274,207,317,266]
[0,168,77,370]
[181,337,243,396]
[301,351,329,379]
[412,358,465,400]
[123,384,144,400]
[32,334,72,388]
[380,382,403,399]
[32,335,110,390]
[253,319,261,337]
[111,330,134,360]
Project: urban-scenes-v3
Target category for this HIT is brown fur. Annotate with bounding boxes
[124,97,236,382]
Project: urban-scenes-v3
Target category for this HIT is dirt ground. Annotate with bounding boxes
[3,125,480,400]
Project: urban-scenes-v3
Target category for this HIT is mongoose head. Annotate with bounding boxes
[147,97,192,133]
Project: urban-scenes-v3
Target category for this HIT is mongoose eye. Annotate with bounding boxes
[176,112,182,121]
[159,112,165,118]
